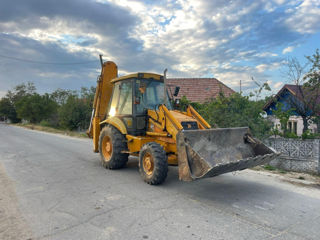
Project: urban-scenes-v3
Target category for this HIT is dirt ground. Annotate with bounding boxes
[252,166,320,188]
[0,163,33,240]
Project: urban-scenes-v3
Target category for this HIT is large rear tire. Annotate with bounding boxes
[99,126,128,169]
[139,142,168,185]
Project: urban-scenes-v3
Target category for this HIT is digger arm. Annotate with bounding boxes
[148,104,211,141]
[186,105,211,129]
[87,59,118,152]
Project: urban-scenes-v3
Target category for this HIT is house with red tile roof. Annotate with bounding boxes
[166,78,235,103]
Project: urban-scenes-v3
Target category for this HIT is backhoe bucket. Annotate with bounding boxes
[176,127,279,181]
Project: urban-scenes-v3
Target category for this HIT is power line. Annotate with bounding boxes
[0,54,98,65]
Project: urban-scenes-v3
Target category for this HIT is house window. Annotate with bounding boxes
[287,121,297,134]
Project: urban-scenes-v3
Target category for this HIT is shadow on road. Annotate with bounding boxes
[115,156,282,207]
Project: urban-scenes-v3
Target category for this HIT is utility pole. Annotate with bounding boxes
[240,80,242,94]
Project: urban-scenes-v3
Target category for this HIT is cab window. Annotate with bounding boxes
[135,80,171,114]
[109,82,120,116]
[118,81,132,115]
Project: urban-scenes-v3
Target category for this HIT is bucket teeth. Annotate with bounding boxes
[177,127,279,181]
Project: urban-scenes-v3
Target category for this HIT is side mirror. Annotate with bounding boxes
[174,86,180,97]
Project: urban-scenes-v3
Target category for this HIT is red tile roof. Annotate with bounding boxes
[166,78,235,103]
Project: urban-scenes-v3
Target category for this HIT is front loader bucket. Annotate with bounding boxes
[176,127,279,181]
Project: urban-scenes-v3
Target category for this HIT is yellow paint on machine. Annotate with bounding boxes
[87,59,278,184]
[100,117,127,135]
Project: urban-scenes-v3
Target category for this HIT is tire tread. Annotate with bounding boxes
[139,142,168,185]
[99,126,128,169]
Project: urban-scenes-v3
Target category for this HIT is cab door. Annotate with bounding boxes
[108,80,134,134]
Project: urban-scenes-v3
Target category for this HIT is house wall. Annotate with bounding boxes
[268,115,318,136]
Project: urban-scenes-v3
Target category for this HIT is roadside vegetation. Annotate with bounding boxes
[177,85,272,139]
[252,165,320,186]
[0,80,273,139]
[15,123,88,138]
[0,49,319,139]
[0,82,95,134]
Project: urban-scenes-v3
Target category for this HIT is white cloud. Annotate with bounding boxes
[265,2,277,12]
[273,0,287,4]
[214,71,252,89]
[0,0,319,96]
[256,64,268,73]
[255,52,278,57]
[273,81,283,90]
[256,62,282,72]
[285,0,320,34]
[210,64,272,93]
[282,46,294,54]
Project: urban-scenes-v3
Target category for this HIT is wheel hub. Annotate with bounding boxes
[102,136,112,161]
[143,153,154,175]
[106,142,111,152]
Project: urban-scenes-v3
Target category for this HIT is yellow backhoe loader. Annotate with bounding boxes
[87,56,278,185]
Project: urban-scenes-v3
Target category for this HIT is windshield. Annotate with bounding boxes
[135,80,172,114]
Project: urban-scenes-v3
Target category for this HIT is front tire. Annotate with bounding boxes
[99,126,128,169]
[139,142,168,185]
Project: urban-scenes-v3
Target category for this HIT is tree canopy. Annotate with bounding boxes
[178,91,272,139]
[0,83,95,131]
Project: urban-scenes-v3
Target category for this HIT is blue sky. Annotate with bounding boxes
[0,0,319,97]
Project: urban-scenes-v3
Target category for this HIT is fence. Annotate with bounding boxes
[266,138,320,174]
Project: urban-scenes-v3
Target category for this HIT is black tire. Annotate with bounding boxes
[139,142,168,185]
[99,125,128,169]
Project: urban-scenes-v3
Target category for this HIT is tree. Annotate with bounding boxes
[177,90,272,139]
[177,96,192,111]
[284,50,320,133]
[51,87,95,130]
[304,49,320,133]
[80,86,96,129]
[203,93,271,138]
[0,97,19,122]
[50,88,76,105]
[0,82,37,122]
[15,93,57,123]
[271,102,293,136]
[6,82,36,103]
[250,77,271,100]
[58,95,89,130]
[1,82,96,131]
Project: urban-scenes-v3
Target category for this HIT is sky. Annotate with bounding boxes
[0,0,319,98]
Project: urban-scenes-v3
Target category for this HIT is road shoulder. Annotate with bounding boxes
[0,163,33,240]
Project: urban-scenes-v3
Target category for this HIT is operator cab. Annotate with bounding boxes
[108,73,172,136]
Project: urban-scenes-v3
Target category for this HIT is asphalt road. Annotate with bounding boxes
[0,123,320,240]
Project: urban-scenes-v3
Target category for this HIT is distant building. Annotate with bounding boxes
[263,84,319,136]
[166,78,235,103]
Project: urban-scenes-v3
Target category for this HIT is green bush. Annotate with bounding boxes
[177,93,272,139]
[284,132,299,139]
[0,97,19,123]
[264,164,277,171]
[39,120,52,127]
[301,130,320,139]
[15,93,58,123]
[58,95,91,130]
